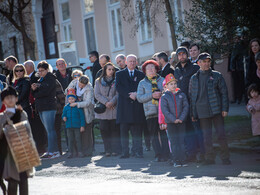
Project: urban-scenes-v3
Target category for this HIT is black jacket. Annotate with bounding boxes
[246,57,260,88]
[54,69,72,90]
[13,77,31,109]
[29,71,40,84]
[91,59,101,85]
[32,72,57,112]
[158,63,175,78]
[116,68,145,124]
[174,61,200,98]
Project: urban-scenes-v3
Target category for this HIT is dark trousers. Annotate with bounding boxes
[184,117,197,159]
[67,128,82,154]
[120,123,143,156]
[99,119,121,154]
[55,114,63,155]
[81,123,93,156]
[200,114,230,161]
[7,172,28,195]
[142,122,151,149]
[147,118,169,158]
[192,120,205,157]
[167,123,186,163]
[30,110,47,153]
[231,70,245,102]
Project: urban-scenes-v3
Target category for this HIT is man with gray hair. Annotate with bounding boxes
[116,54,145,158]
[24,60,38,83]
[115,54,127,70]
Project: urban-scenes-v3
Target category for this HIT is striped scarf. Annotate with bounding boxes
[147,75,159,105]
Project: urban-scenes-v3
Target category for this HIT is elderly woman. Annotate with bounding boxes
[31,61,60,159]
[66,75,95,156]
[12,64,31,119]
[94,63,121,156]
[137,60,169,162]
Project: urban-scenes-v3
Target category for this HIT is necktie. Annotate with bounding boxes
[130,71,133,78]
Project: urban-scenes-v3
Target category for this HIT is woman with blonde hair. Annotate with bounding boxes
[12,64,32,119]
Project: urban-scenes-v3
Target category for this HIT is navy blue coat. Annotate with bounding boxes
[116,68,145,124]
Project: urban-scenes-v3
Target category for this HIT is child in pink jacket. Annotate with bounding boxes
[246,84,260,136]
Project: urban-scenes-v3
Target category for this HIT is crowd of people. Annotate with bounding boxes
[0,38,260,194]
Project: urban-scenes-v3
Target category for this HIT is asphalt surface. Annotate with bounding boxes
[21,144,260,195]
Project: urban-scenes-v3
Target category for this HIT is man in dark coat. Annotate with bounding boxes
[54,58,72,91]
[157,51,174,78]
[189,53,230,165]
[116,54,146,158]
[4,55,18,85]
[174,46,204,163]
[89,51,101,86]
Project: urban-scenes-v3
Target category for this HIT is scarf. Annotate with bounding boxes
[76,80,88,97]
[257,68,260,79]
[101,77,115,87]
[147,75,159,105]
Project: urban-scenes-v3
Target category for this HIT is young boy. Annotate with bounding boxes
[62,88,86,158]
[160,74,189,167]
[0,86,33,195]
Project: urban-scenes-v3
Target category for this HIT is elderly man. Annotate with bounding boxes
[189,53,230,165]
[116,54,146,158]
[115,54,127,70]
[4,55,18,85]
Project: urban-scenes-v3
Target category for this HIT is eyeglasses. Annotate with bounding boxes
[15,69,24,72]
[74,74,81,78]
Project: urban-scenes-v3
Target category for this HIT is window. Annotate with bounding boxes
[171,0,183,21]
[84,0,94,14]
[108,0,124,49]
[9,37,18,60]
[82,0,97,52]
[60,1,72,41]
[138,1,152,42]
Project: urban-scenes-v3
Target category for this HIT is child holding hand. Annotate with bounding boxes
[161,74,189,167]
[62,88,86,158]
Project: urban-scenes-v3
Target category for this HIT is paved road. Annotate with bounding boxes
[22,144,260,194]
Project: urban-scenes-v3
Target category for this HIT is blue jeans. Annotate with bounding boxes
[39,110,58,153]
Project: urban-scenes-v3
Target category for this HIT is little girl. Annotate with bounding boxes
[246,84,260,136]
[160,74,189,167]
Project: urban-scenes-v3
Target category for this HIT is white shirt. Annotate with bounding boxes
[127,68,134,77]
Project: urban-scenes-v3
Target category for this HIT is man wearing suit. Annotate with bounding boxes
[116,54,146,158]
[157,51,174,78]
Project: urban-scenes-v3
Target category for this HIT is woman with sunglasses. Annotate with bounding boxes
[12,64,32,120]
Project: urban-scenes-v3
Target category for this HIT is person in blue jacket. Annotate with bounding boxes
[62,88,85,158]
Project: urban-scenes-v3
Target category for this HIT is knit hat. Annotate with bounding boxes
[163,73,177,86]
[176,46,188,55]
[142,60,160,74]
[1,86,18,101]
[67,88,77,99]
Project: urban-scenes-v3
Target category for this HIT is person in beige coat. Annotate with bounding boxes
[94,63,121,156]
[65,75,95,156]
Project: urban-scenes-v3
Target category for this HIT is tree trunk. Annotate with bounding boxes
[164,0,178,50]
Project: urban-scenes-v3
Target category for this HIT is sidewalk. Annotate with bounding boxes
[216,103,260,152]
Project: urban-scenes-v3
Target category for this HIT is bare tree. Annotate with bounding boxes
[0,0,36,60]
[121,0,178,50]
